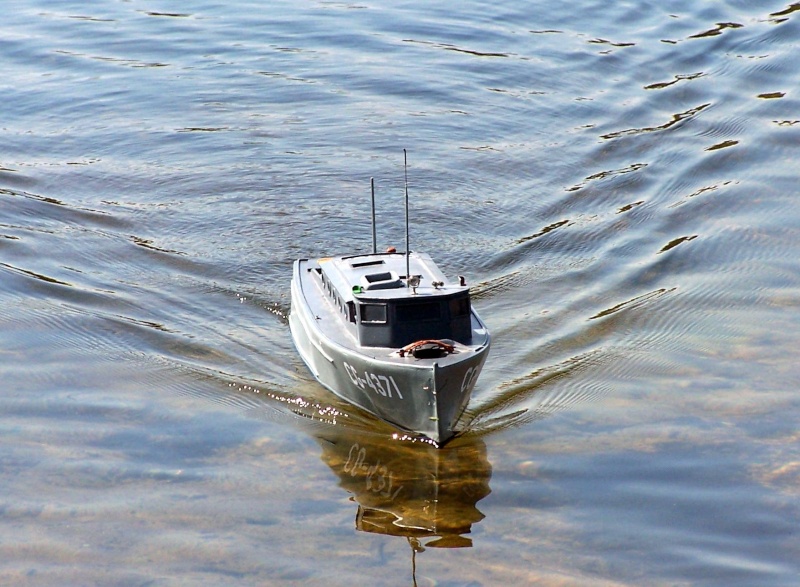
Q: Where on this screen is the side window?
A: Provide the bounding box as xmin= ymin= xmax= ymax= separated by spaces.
xmin=449 ymin=296 xmax=471 ymax=317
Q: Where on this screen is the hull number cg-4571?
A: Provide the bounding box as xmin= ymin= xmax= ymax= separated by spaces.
xmin=343 ymin=362 xmax=403 ymax=400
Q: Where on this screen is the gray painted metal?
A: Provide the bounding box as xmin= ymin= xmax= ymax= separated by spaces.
xmin=289 ymin=252 xmax=490 ymax=445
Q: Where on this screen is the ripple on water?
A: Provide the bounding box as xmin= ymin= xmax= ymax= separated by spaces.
xmin=2 ymin=0 xmax=800 ymax=584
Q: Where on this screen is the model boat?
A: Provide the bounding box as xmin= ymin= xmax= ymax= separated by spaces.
xmin=289 ymin=153 xmax=490 ymax=445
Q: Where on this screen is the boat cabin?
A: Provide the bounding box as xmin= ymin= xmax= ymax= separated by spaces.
xmin=310 ymin=252 xmax=473 ymax=348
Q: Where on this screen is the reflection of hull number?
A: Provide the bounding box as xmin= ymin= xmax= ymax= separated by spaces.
xmin=344 ymin=362 xmax=403 ymax=400
xmin=344 ymin=443 xmax=404 ymax=501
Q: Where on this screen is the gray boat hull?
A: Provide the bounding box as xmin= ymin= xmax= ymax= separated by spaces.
xmin=290 ymin=260 xmax=489 ymax=444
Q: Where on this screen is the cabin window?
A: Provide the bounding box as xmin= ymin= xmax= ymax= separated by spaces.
xmin=360 ymin=303 xmax=387 ymax=324
xmin=449 ymin=296 xmax=471 ymax=317
xmin=347 ymin=301 xmax=357 ymax=323
xmin=396 ymin=302 xmax=441 ymax=323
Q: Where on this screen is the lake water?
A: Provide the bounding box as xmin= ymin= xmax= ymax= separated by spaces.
xmin=2 ymin=1 xmax=799 ymax=585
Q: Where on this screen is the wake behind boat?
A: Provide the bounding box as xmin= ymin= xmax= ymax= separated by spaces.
xmin=289 ymin=153 xmax=490 ymax=445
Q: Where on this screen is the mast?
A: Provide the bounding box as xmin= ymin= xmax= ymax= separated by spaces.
xmin=404 ymin=149 xmax=410 ymax=283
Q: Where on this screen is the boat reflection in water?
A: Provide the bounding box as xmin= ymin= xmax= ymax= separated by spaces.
xmin=316 ymin=426 xmax=492 ymax=580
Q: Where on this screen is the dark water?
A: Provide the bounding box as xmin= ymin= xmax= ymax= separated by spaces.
xmin=2 ymin=1 xmax=799 ymax=585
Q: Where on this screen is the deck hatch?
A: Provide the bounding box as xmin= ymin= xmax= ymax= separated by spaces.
xmin=360 ymin=270 xmax=404 ymax=290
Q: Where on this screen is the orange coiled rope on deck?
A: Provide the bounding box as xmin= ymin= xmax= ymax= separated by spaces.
xmin=398 ymin=339 xmax=455 ymax=358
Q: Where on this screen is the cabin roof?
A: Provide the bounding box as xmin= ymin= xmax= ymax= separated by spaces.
xmin=318 ymin=251 xmax=468 ymax=302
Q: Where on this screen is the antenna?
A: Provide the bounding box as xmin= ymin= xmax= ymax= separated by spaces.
xmin=404 ymin=149 xmax=410 ymax=285
xmin=370 ymin=177 xmax=377 ymax=254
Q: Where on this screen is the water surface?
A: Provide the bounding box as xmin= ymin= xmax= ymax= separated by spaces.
xmin=2 ymin=1 xmax=799 ymax=585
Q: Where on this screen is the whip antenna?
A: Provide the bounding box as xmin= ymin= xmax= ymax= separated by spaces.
xmin=404 ymin=149 xmax=410 ymax=285
xmin=370 ymin=177 xmax=377 ymax=254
